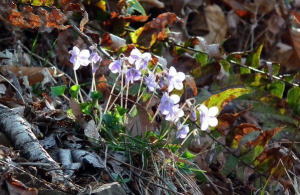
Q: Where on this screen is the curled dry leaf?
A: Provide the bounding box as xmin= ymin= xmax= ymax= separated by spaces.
xmin=101 ymin=33 xmax=127 ymax=51
xmin=204 ymin=4 xmax=227 ymax=44
xmin=6 ymin=5 xmax=69 ymax=30
xmin=126 ymin=105 xmax=156 ymax=137
xmin=5 ymin=176 xmax=38 ymax=195
xmin=130 ymin=12 xmax=181 ymax=48
xmin=84 ymin=120 xmax=100 ymax=140
xmin=140 ymin=0 xmax=165 ymax=8
xmin=0 ymin=65 xmax=60 ymax=86
xmin=79 ymin=11 xmax=89 ymax=32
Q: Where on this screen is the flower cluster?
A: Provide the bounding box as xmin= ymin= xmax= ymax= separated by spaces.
xmin=69 ymin=46 xmax=101 ymax=70
xmin=105 ymin=47 xmax=219 ymax=139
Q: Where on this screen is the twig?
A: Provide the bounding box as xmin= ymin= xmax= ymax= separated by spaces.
xmin=168 ymin=39 xmax=299 ymax=88
xmin=101 ymin=152 xmax=182 ymax=194
xmin=18 ymin=41 xmax=90 ymax=99
xmin=68 ymin=20 xmax=113 ymax=60
xmin=193 ymin=121 xmax=268 ymax=178
xmin=0 ymin=73 xmax=25 ymax=104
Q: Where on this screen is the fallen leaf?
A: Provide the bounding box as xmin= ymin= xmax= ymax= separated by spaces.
xmin=101 ymin=33 xmax=127 ymax=51
xmin=79 ymin=11 xmax=89 ymax=32
xmin=84 ymin=120 xmax=100 ymax=140
xmin=204 ymin=4 xmax=227 ymax=44
xmin=130 ymin=12 xmax=181 ymax=48
xmin=140 ymin=0 xmax=165 ymax=8
xmin=247 ymin=127 xmax=284 ymax=147
xmin=126 ymin=105 xmax=156 ymax=136
xmin=5 ymin=175 xmax=38 ymax=195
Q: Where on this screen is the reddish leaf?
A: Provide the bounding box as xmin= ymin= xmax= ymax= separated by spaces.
xmin=6 ymin=6 xmax=69 ymax=30
xmin=255 ymin=147 xmax=294 ymax=178
xmin=247 ymin=127 xmax=284 ymax=147
xmin=231 ymin=123 xmax=261 ymax=148
xmin=5 ymin=175 xmax=38 ymax=195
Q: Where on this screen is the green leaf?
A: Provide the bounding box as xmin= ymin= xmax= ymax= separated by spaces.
xmin=222 ymin=155 xmax=238 ymax=176
xmin=51 ymin=85 xmax=66 ymax=97
xmin=268 ymin=81 xmax=285 ymax=98
xmin=203 ymin=88 xmax=251 ymax=110
xmin=220 ymin=59 xmax=231 ymax=73
xmin=91 ymin=91 xmax=103 ymax=100
xmin=126 ymin=0 xmax=146 ymax=16
xmin=181 ymin=151 xmax=196 ymax=160
xmin=241 ymin=45 xmax=263 ymax=74
xmin=241 ymin=145 xmax=264 ymax=164
xmin=69 ymin=85 xmax=80 ymax=99
xmin=195 ymin=52 xmax=209 ymax=67
xmin=287 ymin=86 xmax=300 ymax=114
xmin=80 ymin=102 xmax=93 ymax=115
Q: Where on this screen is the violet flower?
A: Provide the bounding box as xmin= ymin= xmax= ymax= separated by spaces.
xmin=167 ymin=66 xmax=186 ymax=92
xmin=165 ymin=104 xmax=184 ymax=122
xmin=176 ymin=125 xmax=190 ymax=139
xmin=69 ymin=46 xmax=91 ymax=70
xmin=128 ymin=48 xmax=151 ymax=70
xmin=89 ymin=51 xmax=101 ymax=64
xmin=197 ymin=104 xmax=219 ymax=131
xmin=158 ymin=93 xmax=180 ymax=115
xmin=109 ymin=59 xmax=122 ymax=74
xmin=144 ymin=73 xmax=159 ymax=92
xmin=126 ymin=68 xmax=142 ymax=84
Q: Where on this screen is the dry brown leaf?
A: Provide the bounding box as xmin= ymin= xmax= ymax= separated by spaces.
xmin=6 ymin=6 xmax=70 ymax=30
xmin=79 ymin=11 xmax=89 ymax=32
xmin=126 ymin=105 xmax=156 ymax=137
xmin=0 ymin=65 xmax=59 ymax=86
xmin=6 ymin=177 xmax=38 ymax=195
xmin=84 ymin=120 xmax=100 ymax=140
xmin=247 ymin=127 xmax=284 ymax=147
xmin=101 ymin=33 xmax=127 ymax=51
xmin=204 ymin=4 xmax=227 ymax=44
xmin=140 ymin=0 xmax=165 ymax=8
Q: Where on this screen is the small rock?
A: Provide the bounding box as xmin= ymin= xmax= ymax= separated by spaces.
xmin=91 ymin=182 xmax=126 ymax=195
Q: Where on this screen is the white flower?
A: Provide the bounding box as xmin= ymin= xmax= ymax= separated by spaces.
xmin=167 ymin=66 xmax=186 ymax=92
xmin=165 ymin=104 xmax=184 ymax=122
xmin=128 ymin=48 xmax=152 ymax=70
xmin=158 ymin=93 xmax=180 ymax=115
xmin=197 ymin=104 xmax=219 ymax=131
xmin=69 ymin=46 xmax=91 ymax=70
xmin=144 ymin=73 xmax=159 ymax=92
xmin=176 ymin=124 xmax=190 ymax=139
xmin=108 ymin=59 xmax=122 ymax=74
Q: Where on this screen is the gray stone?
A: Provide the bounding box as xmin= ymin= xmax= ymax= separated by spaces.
xmin=92 ymin=182 xmax=126 ymax=195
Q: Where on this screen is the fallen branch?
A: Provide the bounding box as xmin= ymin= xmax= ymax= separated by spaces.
xmin=0 ymin=106 xmax=64 ymax=183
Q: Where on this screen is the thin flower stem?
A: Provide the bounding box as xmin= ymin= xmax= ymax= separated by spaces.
xmin=120 ymin=64 xmax=124 ymax=108
xmin=146 ymin=92 xmax=155 ymax=110
xmin=180 ymin=129 xmax=197 ymax=146
xmin=104 ymin=74 xmax=120 ymax=113
xmin=129 ymin=89 xmax=145 ymax=114
xmin=125 ymin=82 xmax=130 ymax=109
xmin=151 ymin=108 xmax=160 ymax=123
xmin=107 ymin=91 xmax=121 ymax=111
xmin=73 ymin=69 xmax=84 ymax=103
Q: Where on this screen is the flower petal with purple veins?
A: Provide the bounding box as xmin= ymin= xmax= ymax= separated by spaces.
xmin=109 ymin=60 xmax=122 ymax=74
xmin=126 ymin=68 xmax=141 ymax=84
xmin=90 ymin=52 xmax=102 ymax=64
xmin=167 ymin=66 xmax=186 ymax=92
xmin=165 ymin=104 xmax=184 ymax=122
xmin=176 ymin=125 xmax=190 ymax=139
xmin=144 ymin=73 xmax=159 ymax=92
xmin=69 ymin=46 xmax=91 ymax=70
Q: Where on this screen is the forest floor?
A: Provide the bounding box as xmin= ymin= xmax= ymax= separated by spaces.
xmin=0 ymin=0 xmax=300 ymax=194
